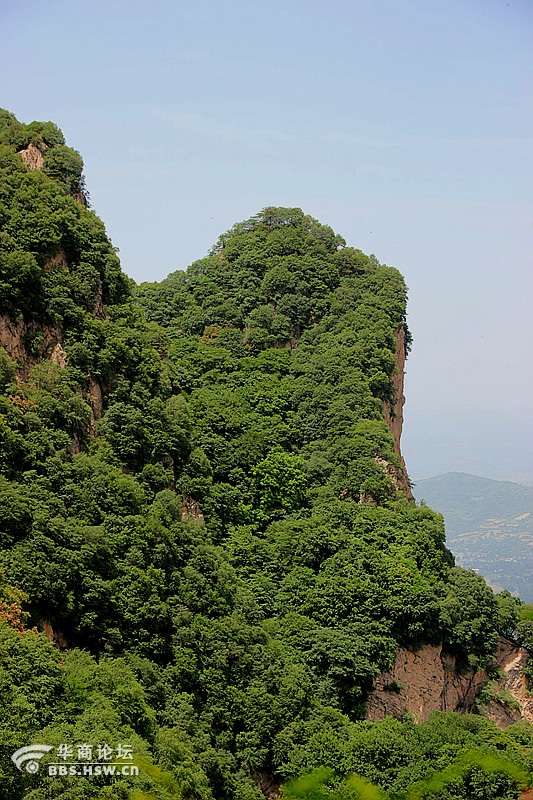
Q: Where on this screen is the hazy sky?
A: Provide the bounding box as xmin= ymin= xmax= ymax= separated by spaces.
xmin=2 ymin=0 xmax=532 ymax=482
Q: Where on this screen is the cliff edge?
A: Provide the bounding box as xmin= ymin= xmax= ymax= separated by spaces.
xmin=382 ymin=326 xmax=412 ymax=499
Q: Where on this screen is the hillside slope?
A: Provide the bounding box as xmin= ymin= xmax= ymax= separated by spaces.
xmin=415 ymin=473 xmax=533 ymax=601
xmin=0 ymin=110 xmax=532 ymax=800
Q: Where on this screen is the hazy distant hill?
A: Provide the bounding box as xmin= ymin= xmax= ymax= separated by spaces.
xmin=414 ymin=472 xmax=533 ymax=602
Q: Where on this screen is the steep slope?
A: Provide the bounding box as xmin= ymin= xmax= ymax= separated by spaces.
xmin=0 ymin=111 xmax=532 ymax=800
xmin=367 ymin=634 xmax=533 ymax=727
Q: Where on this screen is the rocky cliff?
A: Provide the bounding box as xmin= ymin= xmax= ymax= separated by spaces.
xmin=0 ymin=312 xmax=65 ymax=373
xmin=366 ymin=635 xmax=533 ymax=728
xmin=382 ymin=326 xmax=412 ymax=499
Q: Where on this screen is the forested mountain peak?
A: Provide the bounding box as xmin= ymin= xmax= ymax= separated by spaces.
xmin=0 ymin=111 xmax=532 ymax=800
xmin=136 ymin=203 xmax=413 ymax=497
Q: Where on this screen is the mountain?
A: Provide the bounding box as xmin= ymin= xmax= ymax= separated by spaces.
xmin=414 ymin=473 xmax=533 ymax=602
xmin=0 ymin=110 xmax=532 ymax=800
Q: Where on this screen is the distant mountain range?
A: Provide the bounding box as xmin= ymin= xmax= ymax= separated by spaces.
xmin=414 ymin=472 xmax=533 ymax=603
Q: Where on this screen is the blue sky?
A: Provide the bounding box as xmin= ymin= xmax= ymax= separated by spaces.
xmin=2 ymin=0 xmax=532 ymax=482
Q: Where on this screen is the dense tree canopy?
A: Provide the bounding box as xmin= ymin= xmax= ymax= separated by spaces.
xmin=0 ymin=111 xmax=531 ymax=800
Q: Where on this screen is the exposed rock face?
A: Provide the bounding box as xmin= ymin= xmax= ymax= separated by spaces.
xmin=366 ymin=636 xmax=533 ymax=728
xmin=87 ymin=378 xmax=104 ymax=420
xmin=0 ymin=248 xmax=105 ymax=367
xmin=0 ymin=313 xmax=63 ymax=372
xmin=0 ymin=314 xmax=106 ymax=449
xmin=382 ymin=327 xmax=412 ymax=499
xmin=181 ymin=493 xmax=205 ymax=522
xmin=50 ymin=341 xmax=68 ymax=368
xmin=44 ymin=249 xmax=69 ymax=272
xmin=19 ymin=141 xmax=46 ymax=170
xmin=482 ymin=638 xmax=533 ymax=728
xmin=0 ymin=251 xmax=70 ymax=369
xmin=375 ymin=455 xmax=401 ymax=492
xmin=366 ymin=643 xmax=483 ymax=722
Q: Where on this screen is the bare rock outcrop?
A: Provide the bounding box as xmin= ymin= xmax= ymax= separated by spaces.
xmin=0 ymin=313 xmax=63 ymax=373
xmin=366 ymin=643 xmax=485 ymax=722
xmin=366 ymin=635 xmax=532 ymax=728
xmin=181 ymin=493 xmax=204 ymax=522
xmin=44 ymin=249 xmax=69 ymax=272
xmin=19 ymin=141 xmax=46 ymax=170
xmin=87 ymin=378 xmax=104 ymax=420
xmin=482 ymin=638 xmax=533 ymax=728
xmin=50 ymin=341 xmax=68 ymax=368
xmin=0 ymin=245 xmax=105 ymax=371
